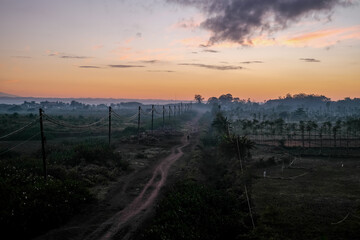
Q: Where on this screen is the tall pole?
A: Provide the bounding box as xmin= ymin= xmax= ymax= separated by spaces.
xmin=138 ymin=106 xmax=141 ymax=139
xmin=236 ymin=135 xmax=255 ymax=230
xmin=151 ymin=105 xmax=154 ymax=132
xmin=163 ymin=105 xmax=165 ymax=128
xmin=168 ymin=106 xmax=171 ymax=121
xmin=108 ymin=106 xmax=112 ymax=146
xmin=39 ymin=108 xmax=47 ymax=180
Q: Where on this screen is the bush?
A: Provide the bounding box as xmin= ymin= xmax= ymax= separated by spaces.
xmin=47 ymin=141 xmax=129 ymax=169
xmin=0 ymin=159 xmax=92 ymax=239
xmin=141 ymin=180 xmax=252 ymax=240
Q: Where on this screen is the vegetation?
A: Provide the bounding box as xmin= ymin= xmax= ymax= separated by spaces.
xmin=1 ymin=95 xmax=359 ymax=239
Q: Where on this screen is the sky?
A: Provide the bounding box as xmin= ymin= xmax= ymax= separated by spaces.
xmin=0 ymin=0 xmax=359 ymax=101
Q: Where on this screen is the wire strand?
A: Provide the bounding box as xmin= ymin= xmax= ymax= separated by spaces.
xmin=44 ymin=114 xmax=107 ymax=128
xmin=0 ymin=133 xmax=40 ymax=156
xmin=0 ymin=118 xmax=39 ymax=140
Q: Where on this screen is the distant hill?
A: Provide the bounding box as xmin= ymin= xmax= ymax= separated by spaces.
xmin=0 ymin=92 xmax=19 ymax=97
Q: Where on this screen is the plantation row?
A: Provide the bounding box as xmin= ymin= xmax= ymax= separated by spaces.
xmin=232 ymin=118 xmax=360 ymax=148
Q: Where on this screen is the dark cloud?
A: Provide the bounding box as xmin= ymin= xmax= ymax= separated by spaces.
xmin=48 ymin=53 xmax=91 ymax=59
xmin=240 ymin=61 xmax=263 ymax=64
xmin=60 ymin=55 xmax=91 ymax=59
xmin=179 ymin=63 xmax=244 ymax=70
xmin=136 ymin=32 xmax=142 ymax=38
xmin=167 ymin=0 xmax=353 ymax=45
xmin=203 ymin=49 xmax=219 ymax=53
xmin=300 ymin=58 xmax=321 ymax=62
xmin=79 ymin=66 xmax=101 ymax=68
xmin=147 ymin=70 xmax=175 ymax=73
xmin=141 ymin=60 xmax=160 ymax=64
xmin=191 ymin=52 xmax=198 ymax=54
xmin=109 ymin=64 xmax=145 ymax=68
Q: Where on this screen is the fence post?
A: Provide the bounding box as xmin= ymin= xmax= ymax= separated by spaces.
xmin=151 ymin=105 xmax=154 ymax=132
xmin=39 ymin=108 xmax=47 ymax=180
xmin=163 ymin=105 xmax=165 ymax=128
xmin=138 ymin=106 xmax=141 ymax=140
xmin=236 ymin=135 xmax=255 ymax=230
xmin=108 ymin=106 xmax=112 ymax=146
xmin=168 ymin=106 xmax=171 ymax=121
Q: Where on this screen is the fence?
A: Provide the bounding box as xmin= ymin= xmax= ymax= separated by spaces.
xmin=0 ymin=103 xmax=193 ymax=179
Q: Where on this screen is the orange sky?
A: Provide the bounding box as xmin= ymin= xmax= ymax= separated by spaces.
xmin=0 ymin=1 xmax=359 ymax=102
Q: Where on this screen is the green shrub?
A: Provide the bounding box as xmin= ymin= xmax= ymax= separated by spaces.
xmin=0 ymin=159 xmax=92 ymax=239
xmin=142 ymin=180 xmax=252 ymax=240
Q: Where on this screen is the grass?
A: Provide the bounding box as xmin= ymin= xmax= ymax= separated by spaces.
xmin=141 ymin=180 xmax=252 ymax=240
xmin=0 ymin=157 xmax=92 ymax=239
xmin=251 ymin=149 xmax=360 ymax=240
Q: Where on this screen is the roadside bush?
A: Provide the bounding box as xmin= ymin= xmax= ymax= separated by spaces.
xmin=46 ymin=141 xmax=129 ymax=170
xmin=141 ymin=180 xmax=252 ymax=240
xmin=0 ymin=158 xmax=92 ymax=239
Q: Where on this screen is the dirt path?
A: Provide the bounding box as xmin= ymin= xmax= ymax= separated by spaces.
xmin=36 ymin=113 xmax=201 ymax=240
xmin=86 ymin=136 xmax=190 ymax=240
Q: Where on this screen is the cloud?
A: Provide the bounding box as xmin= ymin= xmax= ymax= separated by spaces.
xmin=283 ymin=25 xmax=360 ymax=47
xmin=141 ymin=60 xmax=160 ymax=64
xmin=173 ymin=17 xmax=202 ymax=30
xmin=300 ymin=58 xmax=321 ymax=62
xmin=179 ymin=63 xmax=244 ymax=70
xmin=47 ymin=51 xmax=91 ymax=59
xmin=136 ymin=32 xmax=142 ymax=38
xmin=167 ymin=0 xmax=354 ymax=45
xmin=60 ymin=55 xmax=91 ymax=59
xmin=108 ymin=64 xmax=145 ymax=68
xmin=79 ymin=66 xmax=101 ymax=68
xmin=202 ymin=49 xmax=219 ymax=53
xmin=240 ymin=61 xmax=263 ymax=64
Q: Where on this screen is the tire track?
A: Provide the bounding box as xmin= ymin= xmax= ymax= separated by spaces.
xmin=85 ymin=135 xmax=190 ymax=240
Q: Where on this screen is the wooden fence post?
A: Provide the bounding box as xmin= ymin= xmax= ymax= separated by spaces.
xmin=108 ymin=106 xmax=112 ymax=146
xmin=39 ymin=108 xmax=47 ymax=180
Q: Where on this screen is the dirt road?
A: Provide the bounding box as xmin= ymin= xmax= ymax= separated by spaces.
xmin=86 ymin=135 xmax=190 ymax=240
xmin=36 ymin=114 xmax=200 ymax=240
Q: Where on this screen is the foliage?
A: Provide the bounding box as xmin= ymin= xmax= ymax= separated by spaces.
xmin=211 ymin=112 xmax=230 ymax=136
xmin=0 ymin=158 xmax=92 ymax=239
xmin=194 ymin=94 xmax=204 ymax=104
xmin=46 ymin=140 xmax=129 ymax=169
xmin=141 ymin=180 xmax=252 ymax=240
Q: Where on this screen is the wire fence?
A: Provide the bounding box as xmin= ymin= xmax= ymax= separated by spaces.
xmin=0 ymin=103 xmax=193 ymax=157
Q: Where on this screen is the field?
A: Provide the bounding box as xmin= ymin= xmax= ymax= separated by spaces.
xmin=0 ymin=101 xmax=359 ymax=239
xmin=0 ymin=105 xmax=194 ymax=239
xmin=251 ymin=145 xmax=360 ymax=239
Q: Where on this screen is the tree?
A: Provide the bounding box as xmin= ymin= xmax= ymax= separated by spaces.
xmin=299 ymin=121 xmax=305 ymax=148
xmin=306 ymin=121 xmax=317 ymax=148
xmin=219 ymin=93 xmax=233 ymax=104
xmin=207 ymin=97 xmax=219 ymax=105
xmin=212 ymin=112 xmax=231 ymax=137
xmin=194 ymin=94 xmax=204 ymax=104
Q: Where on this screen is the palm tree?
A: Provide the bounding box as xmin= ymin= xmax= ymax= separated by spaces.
xmin=323 ymin=121 xmax=332 ymax=147
xmin=333 ymin=122 xmax=341 ymax=148
xmin=212 ymin=112 xmax=231 ymax=137
xmin=306 ymin=121 xmax=318 ymax=148
xmin=299 ymin=121 xmax=305 ymax=148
